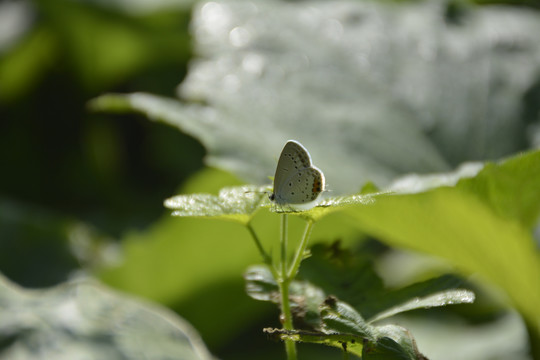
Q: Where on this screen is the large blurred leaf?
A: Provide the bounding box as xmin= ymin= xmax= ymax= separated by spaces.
xmin=0 ymin=273 xmax=214 ymax=360
xmin=455 ymin=151 xmax=540 ymax=228
xmin=389 ymin=150 xmax=540 ymax=228
xmin=93 ymin=0 xmax=540 ymax=193
xmin=341 ymin=150 xmax=540 ymax=334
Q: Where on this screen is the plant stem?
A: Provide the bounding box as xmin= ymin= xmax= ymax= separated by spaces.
xmin=279 ymin=278 xmax=297 ymax=360
xmin=280 ymin=214 xmax=289 ymax=278
xmin=279 ymin=214 xmax=297 ymax=360
xmin=287 ymin=220 xmax=314 ymax=279
xmin=246 ymin=221 xmax=272 ymax=266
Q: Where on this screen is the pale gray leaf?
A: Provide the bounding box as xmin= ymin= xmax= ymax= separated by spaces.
xmin=0 ymin=274 xmax=215 ymax=360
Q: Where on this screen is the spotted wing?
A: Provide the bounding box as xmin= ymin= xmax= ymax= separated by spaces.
xmin=274 ymin=166 xmax=325 ymax=205
xmin=273 ymin=140 xmax=313 ymax=192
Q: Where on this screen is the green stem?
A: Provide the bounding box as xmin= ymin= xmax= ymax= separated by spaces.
xmin=279 ymin=214 xmax=297 ymax=360
xmin=246 ymin=221 xmax=280 ymax=284
xmin=280 ymin=214 xmax=289 ymax=278
xmin=279 ymin=278 xmax=297 ymax=359
xmin=246 ymin=222 xmax=272 ymax=266
xmin=287 ymin=220 xmax=314 ymax=279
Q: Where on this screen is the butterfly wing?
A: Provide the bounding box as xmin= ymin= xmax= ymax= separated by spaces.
xmin=272 ymin=141 xmax=325 ymax=205
xmin=275 ymin=166 xmax=325 ymax=204
xmin=273 ymin=140 xmax=313 ymax=192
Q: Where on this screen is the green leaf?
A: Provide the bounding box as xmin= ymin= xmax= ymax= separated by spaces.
xmin=302 ymin=193 xmax=382 ymax=222
xmin=388 ymin=162 xmax=483 ymax=194
xmin=0 ymin=274 xmax=214 ymax=360
xmin=342 ymin=183 xmax=540 ymax=333
xmin=264 ymin=297 xmax=429 ymax=359
xmin=164 ymin=184 xmax=269 ymax=224
xmin=298 ymin=243 xmax=467 ymax=321
xmin=364 ymin=325 xmax=425 ymax=360
xmin=162 ymin=175 xmax=381 ymax=223
xmin=368 ymin=289 xmax=475 ymax=324
xmin=320 ymin=297 xmax=376 ymax=341
xmin=456 ymin=151 xmax=540 ymax=228
xmin=244 ymin=265 xmax=278 ymax=302
xmin=298 ymin=242 xmax=385 ymax=319
xmin=368 ymin=275 xmax=465 ymax=320
xmin=93 ymin=2 xmax=540 ymax=194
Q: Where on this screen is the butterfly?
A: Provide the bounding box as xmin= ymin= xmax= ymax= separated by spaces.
xmin=269 ymin=140 xmax=325 ymax=210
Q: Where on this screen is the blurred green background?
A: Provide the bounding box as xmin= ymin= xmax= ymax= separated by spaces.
xmin=1 ymin=0 xmax=540 ymax=359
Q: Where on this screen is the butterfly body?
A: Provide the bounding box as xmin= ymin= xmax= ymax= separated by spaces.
xmin=270 ymin=140 xmax=325 ymax=210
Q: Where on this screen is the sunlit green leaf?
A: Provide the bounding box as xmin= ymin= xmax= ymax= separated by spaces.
xmin=369 ymin=275 xmax=465 ymax=321
xmin=368 ymin=289 xmax=475 ymax=324
xmin=456 ymin=150 xmax=540 ymax=228
xmin=162 ymin=177 xmax=383 ymax=223
xmin=299 ymin=193 xmax=382 ymax=222
xmin=164 ymin=185 xmax=268 ymax=224
xmin=342 ymin=187 xmax=540 ymax=333
xmin=388 ymin=162 xmax=483 ymax=194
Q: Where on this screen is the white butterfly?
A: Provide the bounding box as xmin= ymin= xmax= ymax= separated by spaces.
xmin=269 ymin=140 xmax=325 ymax=210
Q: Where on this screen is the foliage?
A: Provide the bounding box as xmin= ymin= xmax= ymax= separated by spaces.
xmin=158 ymin=149 xmax=539 ymax=358
xmin=91 ymin=0 xmax=540 ymax=194
xmin=2 ymin=0 xmax=540 ymax=359
xmin=0 ymin=273 xmax=214 ymax=360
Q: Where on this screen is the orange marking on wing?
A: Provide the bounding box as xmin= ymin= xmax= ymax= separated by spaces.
xmin=312 ymin=177 xmax=322 ymax=193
